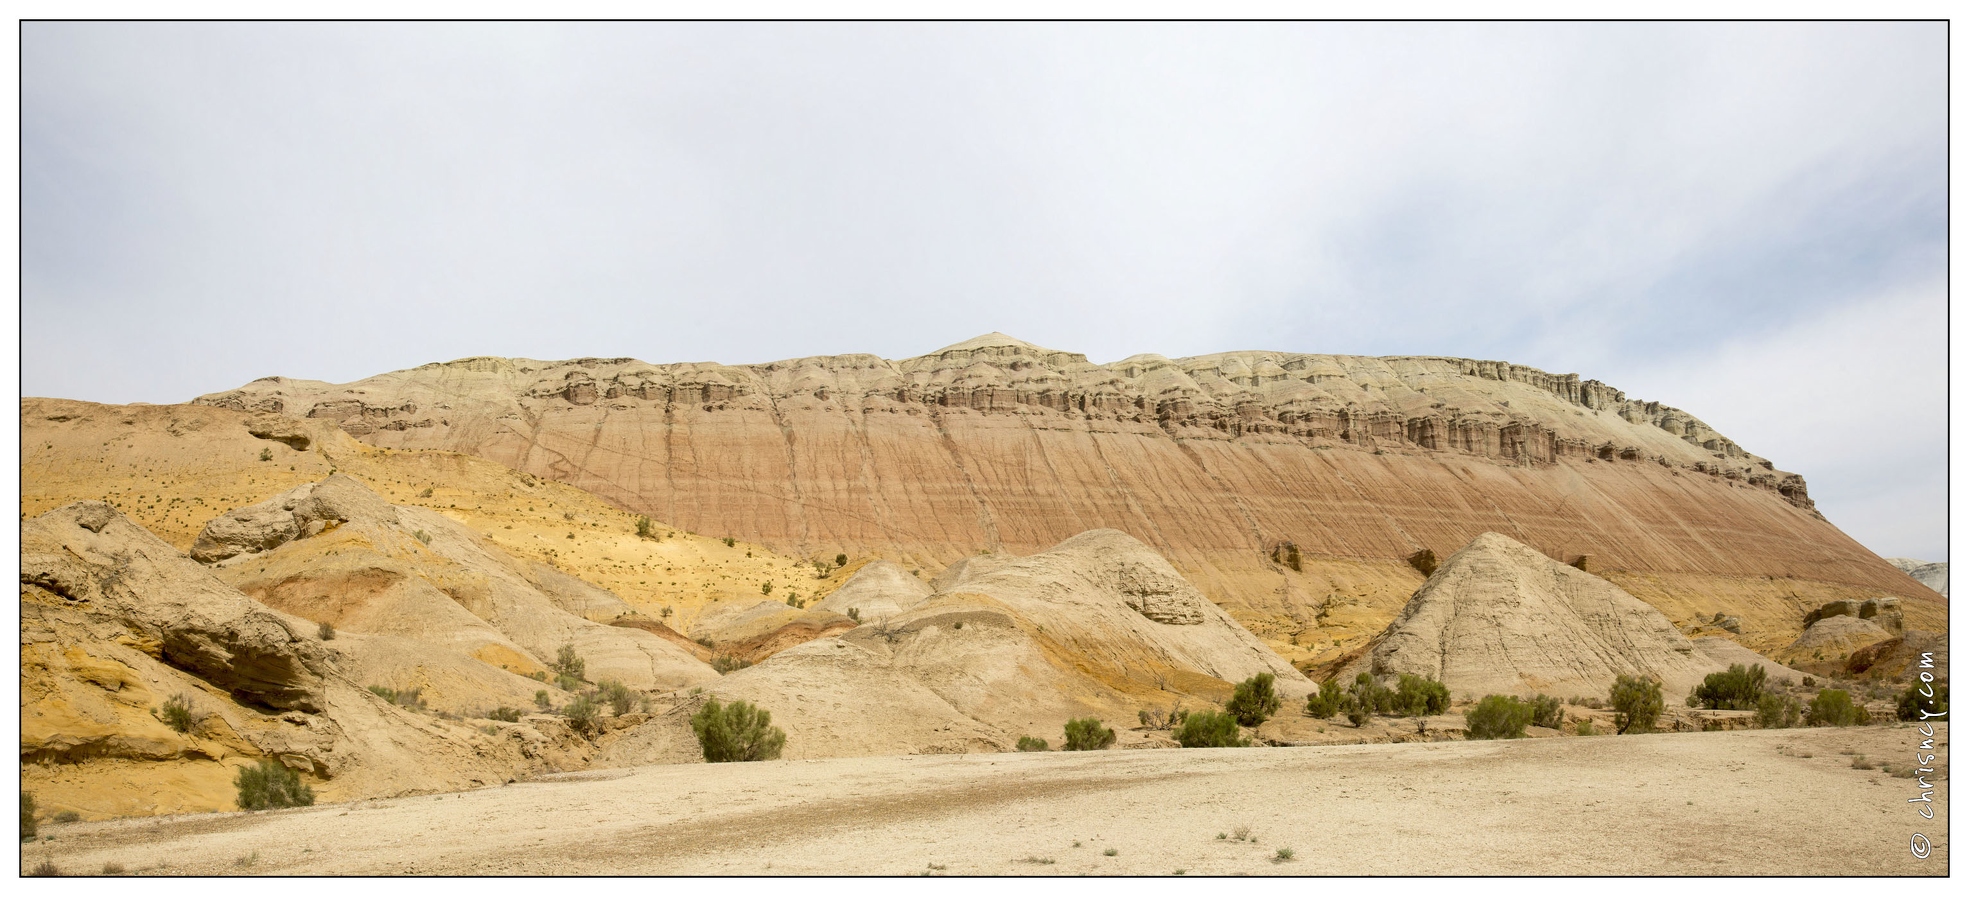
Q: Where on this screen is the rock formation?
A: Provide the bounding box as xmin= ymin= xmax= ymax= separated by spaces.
xmin=191 ymin=334 xmax=1941 ymax=665
xmin=21 ymin=502 xmax=592 ymax=818
xmin=604 ymin=529 xmax=1307 ymax=762
xmin=812 ymin=560 xmax=932 ymax=620
xmin=1349 ymin=532 xmax=1721 ymax=699
xmin=1887 ymin=557 xmax=1948 ymax=596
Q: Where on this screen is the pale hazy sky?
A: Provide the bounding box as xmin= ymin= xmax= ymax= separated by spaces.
xmin=21 ymin=22 xmax=1947 ymax=560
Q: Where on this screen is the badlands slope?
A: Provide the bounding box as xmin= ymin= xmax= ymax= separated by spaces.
xmin=194 ymin=334 xmax=1941 ymax=665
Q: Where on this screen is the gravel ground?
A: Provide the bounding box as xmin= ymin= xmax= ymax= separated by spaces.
xmin=20 ymin=723 xmax=1947 ymax=877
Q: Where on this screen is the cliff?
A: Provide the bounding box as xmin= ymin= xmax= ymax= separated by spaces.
xmin=193 ymin=333 xmax=1939 ymax=665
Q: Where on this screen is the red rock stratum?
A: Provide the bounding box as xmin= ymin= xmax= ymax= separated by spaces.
xmin=196 ymin=333 xmax=1936 ymax=663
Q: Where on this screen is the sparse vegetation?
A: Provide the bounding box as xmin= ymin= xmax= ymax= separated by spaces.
xmin=1225 ymin=672 xmax=1281 ymax=726
xmin=1850 ymin=754 xmax=1874 ymax=770
xmin=53 ymin=810 xmax=79 ymax=824
xmin=235 ymin=758 xmax=315 ymax=810
xmin=534 ymin=690 xmax=551 ymax=710
xmin=418 ymin=487 xmax=434 ymax=498
xmin=1527 ymin=693 xmax=1563 ymax=729
xmin=691 ymin=697 xmax=787 ymax=762
xmin=1693 ymin=664 xmax=1767 ymax=711
xmin=711 ymin=654 xmax=752 ymax=674
xmin=635 ymin=516 xmax=654 ymax=538
xmin=367 ymin=685 xmax=426 ymax=710
xmin=1063 ymin=717 xmax=1117 ymax=751
xmin=413 ymin=529 xmax=431 ymax=544
xmin=317 ymin=620 xmax=335 ymax=641
xmin=156 ymin=693 xmax=197 ymax=734
xmin=1305 ymin=678 xmax=1344 ymax=719
xmin=550 ymin=643 xmax=586 ymax=684
xmin=1464 ymin=695 xmax=1533 ymax=740
xmin=1274 ymin=847 xmax=1295 ymax=862
xmin=21 ymin=791 xmax=35 ymax=841
xmin=723 ymin=537 xmax=735 ymax=547
xmin=563 ymin=694 xmax=603 ymax=737
xmin=487 ymin=707 xmax=522 ymax=723
xmin=598 ymin=679 xmax=635 ymax=716
xmin=1755 ymin=692 xmax=1801 ymax=729
xmin=1806 ymin=689 xmax=1868 ymax=727
xmin=1574 ymin=718 xmax=1596 ymax=736
xmin=1104 ymin=847 xmax=1119 ymax=856
xmin=1016 ymin=736 xmax=1049 ymax=752
xmin=847 ymin=608 xmax=861 ymax=623
xmin=259 ymin=447 xmax=273 ymax=462
xmin=102 ymin=861 xmax=125 ymax=875
xmin=1610 ymin=675 xmax=1664 ymax=734
xmin=29 ymin=859 xmax=57 ymax=876
xmin=1393 ymin=673 xmax=1451 ymax=717
xmin=836 ymin=553 xmax=848 ymax=567
xmin=1896 ymin=681 xmax=1947 ymax=721
xmin=761 ymin=581 xmax=774 ymax=595
xmin=1174 ymin=709 xmax=1248 ymax=748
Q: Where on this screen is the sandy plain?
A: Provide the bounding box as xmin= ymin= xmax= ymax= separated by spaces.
xmin=20 ymin=723 xmax=1946 ymax=877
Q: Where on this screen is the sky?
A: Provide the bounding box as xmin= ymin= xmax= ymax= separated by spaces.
xmin=20 ymin=22 xmax=1948 ymax=560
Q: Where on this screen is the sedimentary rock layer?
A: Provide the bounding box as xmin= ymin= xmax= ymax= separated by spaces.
xmin=194 ymin=334 xmax=1933 ymax=627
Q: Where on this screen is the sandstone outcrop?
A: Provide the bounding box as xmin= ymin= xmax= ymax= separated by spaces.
xmin=1348 ymin=532 xmax=1720 ymax=699
xmin=605 ymin=529 xmax=1306 ymax=762
xmin=190 ymin=335 xmax=1942 ymax=667
xmin=193 ymin=475 xmax=720 ymax=702
xmin=1777 ymin=616 xmax=1895 ymax=667
xmin=21 ymin=502 xmax=591 ymax=819
xmin=1886 ymin=558 xmax=1947 ymax=597
xmin=812 ymin=560 xmax=932 ymax=620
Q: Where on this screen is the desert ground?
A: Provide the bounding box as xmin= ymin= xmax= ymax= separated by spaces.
xmin=21 ymin=723 xmax=1946 ymax=877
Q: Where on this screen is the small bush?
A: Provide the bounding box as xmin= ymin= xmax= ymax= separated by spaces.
xmin=847 ymin=608 xmax=861 ymax=623
xmin=1104 ymin=847 xmax=1118 ymax=857
xmin=598 ymin=680 xmax=635 ymax=716
xmin=487 ymin=707 xmax=522 ymax=723
xmin=1574 ymin=718 xmax=1595 ymax=736
xmin=1349 ymin=672 xmax=1395 ymax=714
xmin=157 ymin=694 xmax=197 ymax=734
xmin=635 ymin=516 xmax=654 ymax=538
xmin=1342 ymin=696 xmax=1371 ymax=728
xmin=29 ymin=859 xmax=57 ymax=876
xmin=1226 ymin=673 xmax=1282 ymax=726
xmin=1063 ymin=717 xmax=1117 ymax=751
xmin=1527 ymin=694 xmax=1563 ymax=729
xmin=21 ymin=791 xmax=35 ymax=841
xmin=1896 ymin=682 xmax=1948 ymax=721
xmin=691 ymin=698 xmax=787 ymax=762
xmin=102 ymin=861 xmax=125 ymax=875
xmin=1464 ymin=695 xmax=1533 ymax=740
xmin=1274 ymin=847 xmax=1294 ymax=862
xmin=711 ymin=654 xmax=752 ymax=674
xmin=1016 ymin=736 xmax=1049 ymax=752
xmin=836 ymin=553 xmax=848 ymax=567
xmin=418 ymin=487 xmax=434 ymax=498
xmin=1806 ymin=689 xmax=1868 ymax=727
xmin=564 ymin=695 xmax=603 ymax=737
xmin=1850 ymin=754 xmax=1874 ymax=770
xmin=1393 ymin=674 xmax=1451 ymax=717
xmin=259 ymin=447 xmax=273 ymax=462
xmin=1694 ymin=664 xmax=1767 ymax=710
xmin=1305 ymin=679 xmax=1344 ymax=719
xmin=413 ymin=529 xmax=431 ymax=544
xmin=317 ymin=620 xmax=336 ymax=641
xmin=761 ymin=581 xmax=774 ymax=595
xmin=1610 ymin=675 xmax=1664 ymax=734
xmin=723 ymin=537 xmax=735 ymax=547
xmin=1174 ymin=710 xmax=1248 ymax=748
xmin=1755 ymin=692 xmax=1801 ymax=729
xmin=53 ymin=810 xmax=79 ymax=824
xmin=551 ymin=644 xmax=586 ymax=683
xmin=235 ymin=758 xmax=315 ymax=810
xmin=533 ymin=690 xmax=551 ymax=709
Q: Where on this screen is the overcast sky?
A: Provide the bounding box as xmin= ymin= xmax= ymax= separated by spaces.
xmin=21 ymin=22 xmax=1947 ymax=560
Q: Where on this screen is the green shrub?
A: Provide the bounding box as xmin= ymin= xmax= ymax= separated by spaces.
xmin=21 ymin=792 xmax=34 ymax=841
xmin=1174 ymin=709 xmax=1249 ymax=747
xmin=1464 ymin=695 xmax=1533 ymax=740
xmin=690 ymin=698 xmax=787 ymax=762
xmin=156 ymin=694 xmax=196 ymax=734
xmin=1574 ymin=718 xmax=1595 ymax=736
xmin=487 ymin=707 xmax=522 ymax=723
xmin=635 ymin=516 xmax=654 ymax=538
xmin=554 ymin=673 xmax=583 ymax=692
xmin=1349 ymin=672 xmax=1395 ymax=714
xmin=1806 ymin=689 xmax=1868 ymax=727
xmin=1694 ymin=664 xmax=1767 ymax=710
xmin=1610 ymin=675 xmax=1664 ymax=734
xmin=836 ymin=553 xmax=848 ymax=567
xmin=1305 ymin=679 xmax=1345 ymax=719
xmin=597 ymin=680 xmax=635 ymax=716
xmin=413 ymin=529 xmax=431 ymax=544
xmin=1016 ymin=736 xmax=1049 ymax=752
xmin=1527 ymin=694 xmax=1563 ymax=729
xmin=761 ymin=581 xmax=774 ymax=595
xmin=534 ymin=690 xmax=551 ymax=709
xmin=564 ymin=695 xmax=604 ymax=737
xmin=550 ymin=644 xmax=586 ymax=683
xmin=711 ymin=655 xmax=752 ymax=674
xmin=317 ymin=620 xmax=336 ymax=641
xmin=1393 ymin=674 xmax=1451 ymax=717
xmin=847 ymin=608 xmax=861 ymax=623
xmin=1225 ymin=673 xmax=1281 ymax=726
xmin=1063 ymin=717 xmax=1117 ymax=751
xmin=1896 ymin=682 xmax=1948 ymax=721
xmin=1342 ymin=695 xmax=1371 ymax=728
xmin=1755 ymin=692 xmax=1801 ymax=729
xmin=235 ymin=758 xmax=315 ymax=810
xmin=723 ymin=537 xmax=735 ymax=547
xmin=259 ymin=448 xmax=273 ymax=462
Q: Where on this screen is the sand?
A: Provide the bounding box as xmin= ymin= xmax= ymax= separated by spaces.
xmin=22 ymin=723 xmax=1947 ymax=876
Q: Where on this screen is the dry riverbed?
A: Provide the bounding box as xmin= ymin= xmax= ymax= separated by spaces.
xmin=20 ymin=723 xmax=1947 ymax=876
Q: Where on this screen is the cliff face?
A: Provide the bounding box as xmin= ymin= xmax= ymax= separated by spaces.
xmin=195 ymin=334 xmax=1934 ymax=661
